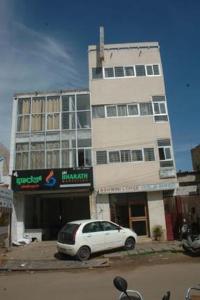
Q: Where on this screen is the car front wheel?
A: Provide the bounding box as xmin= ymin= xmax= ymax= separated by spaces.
xmin=76 ymin=246 xmax=91 ymax=261
xmin=124 ymin=237 xmax=135 ymax=250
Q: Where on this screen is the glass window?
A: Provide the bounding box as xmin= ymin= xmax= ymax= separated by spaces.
xmin=158 ymin=147 xmax=172 ymax=160
xmin=62 ymin=95 xmax=75 ymax=111
xmin=146 ymin=65 xmax=153 ymax=75
xmin=82 ymin=222 xmax=102 ymax=233
xmin=96 ymin=151 xmax=107 ymax=164
xmin=17 ymin=115 xmax=30 ymax=132
xmin=32 ymin=97 xmax=45 ymax=113
xmin=30 ymin=142 xmax=44 ymax=150
xmin=135 ymin=65 xmax=146 ymax=76
xmin=106 ymin=105 xmax=117 ymax=117
xmin=76 ymin=94 xmax=90 ymax=111
xmin=120 ymin=150 xmax=131 ymax=162
xmin=117 ymin=105 xmax=127 ymax=116
xmin=46 ymin=96 xmax=60 ymax=112
xmin=153 ymin=102 xmax=166 ymax=115
xmin=140 ymin=103 xmax=153 ymax=115
xmin=152 ymin=96 xmax=165 ymax=102
xmin=157 ymin=139 xmax=171 ymax=147
xmin=46 ymin=141 xmax=60 ymax=149
xmin=46 ymin=150 xmax=60 ymax=168
xmin=153 ymin=65 xmax=160 ymax=75
xmin=78 ymin=138 xmax=91 ymax=147
xmin=160 ymin=160 xmax=174 ymax=167
xmin=62 ymin=112 xmax=75 ymax=130
xmin=16 ymin=143 xmax=29 ymax=151
xmin=154 ymin=115 xmax=168 ymax=122
xmin=31 ymin=114 xmax=45 ymax=131
xmin=109 ymin=151 xmax=120 ymax=163
xmin=18 ymin=98 xmax=31 ymax=114
xmin=128 ymin=104 xmax=139 ymax=116
xmin=104 ymin=67 xmax=114 ymax=78
xmin=125 ymin=66 xmax=135 ymax=76
xmin=47 ymin=113 xmax=60 ymax=130
xmin=77 ymin=112 xmax=91 ymax=129
xmin=101 ymin=221 xmax=119 ymax=231
xmin=132 ymin=150 xmax=143 ymax=161
xmin=144 ymin=148 xmax=155 ymax=161
xmin=114 ymin=66 xmax=124 ymax=77
xmin=15 ymin=152 xmax=29 ymax=170
xmin=92 ymin=106 xmax=105 ymax=118
xmin=92 ymin=67 xmax=103 ymax=79
xmin=62 ymin=149 xmax=76 ymax=168
xmin=30 ymin=151 xmax=45 ymax=169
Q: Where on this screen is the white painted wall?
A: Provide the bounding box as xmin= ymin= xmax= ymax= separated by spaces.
xmin=147 ymin=191 xmax=166 ymax=240
xmin=96 ymin=194 xmax=110 ymax=220
xmin=11 ymin=194 xmax=25 ymax=242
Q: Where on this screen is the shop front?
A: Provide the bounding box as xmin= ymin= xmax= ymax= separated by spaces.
xmin=11 ymin=167 xmax=93 ymax=241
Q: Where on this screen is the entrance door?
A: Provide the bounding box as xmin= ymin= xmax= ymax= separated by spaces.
xmin=129 ymin=200 xmax=149 ymax=236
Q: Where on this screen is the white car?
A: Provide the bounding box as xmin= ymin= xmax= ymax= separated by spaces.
xmin=57 ymin=219 xmax=137 ymax=261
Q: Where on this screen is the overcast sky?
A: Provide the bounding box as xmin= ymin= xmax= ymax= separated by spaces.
xmin=0 ymin=0 xmax=199 ymax=171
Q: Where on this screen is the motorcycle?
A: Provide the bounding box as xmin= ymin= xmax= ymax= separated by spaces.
xmin=181 ymin=220 xmax=200 ymax=255
xmin=113 ymin=276 xmax=200 ymax=300
xmin=113 ymin=276 xmax=170 ymax=300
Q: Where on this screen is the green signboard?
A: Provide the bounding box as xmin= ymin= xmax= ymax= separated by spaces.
xmin=11 ymin=168 xmax=93 ymax=192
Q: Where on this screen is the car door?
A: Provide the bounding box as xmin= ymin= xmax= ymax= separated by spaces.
xmin=81 ymin=221 xmax=105 ymax=253
xmin=101 ymin=221 xmax=125 ymax=249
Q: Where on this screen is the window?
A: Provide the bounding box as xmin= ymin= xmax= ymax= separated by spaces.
xmin=128 ymin=104 xmax=139 ymax=116
xmin=31 ymin=114 xmax=45 ymax=131
xmin=82 ymin=222 xmax=102 ymax=233
xmin=114 ymin=66 xmax=124 ymax=77
xmin=78 ymin=149 xmax=91 ymax=167
xmin=62 ymin=95 xmax=75 ymax=111
xmin=18 ymin=98 xmax=31 ymax=114
xmin=62 ymin=149 xmax=76 ymax=168
xmin=144 ymin=148 xmax=155 ymax=161
xmin=15 ymin=152 xmax=29 ymax=170
xmin=46 ymin=96 xmax=60 ymax=112
xmin=153 ymin=102 xmax=166 ymax=115
xmin=92 ymin=67 xmax=103 ymax=79
xmin=62 ymin=112 xmax=75 ymax=129
xmin=30 ymin=151 xmax=45 ymax=169
xmin=92 ymin=106 xmax=105 ymax=118
xmin=47 ymin=113 xmax=60 ymax=130
xmin=96 ymin=151 xmax=107 ymax=164
xmin=117 ymin=105 xmax=127 ymax=116
xmin=146 ymin=64 xmax=160 ymax=76
xmin=109 ymin=151 xmax=120 ymax=163
xmin=125 ymin=66 xmax=135 ymax=76
xmin=17 ymin=115 xmax=30 ymax=132
xmin=32 ymin=97 xmax=45 ymax=113
xmin=120 ymin=150 xmax=131 ymax=162
xmin=140 ymin=103 xmax=153 ymax=115
xmin=76 ymin=94 xmax=90 ymax=111
xmin=77 ymin=112 xmax=91 ymax=128
xmin=135 ymin=65 xmax=146 ymax=76
xmin=157 ymin=139 xmax=174 ymax=167
xmin=106 ymin=105 xmax=117 ymax=117
xmin=101 ymin=221 xmax=119 ymax=231
xmin=104 ymin=67 xmax=114 ymax=78
xmin=132 ymin=150 xmax=143 ymax=161
xmin=46 ymin=149 xmax=60 ymax=168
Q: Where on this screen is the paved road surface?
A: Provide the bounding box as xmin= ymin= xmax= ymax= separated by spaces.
xmin=0 ymin=261 xmax=200 ymax=300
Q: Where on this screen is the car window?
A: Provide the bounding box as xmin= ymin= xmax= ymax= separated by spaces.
xmin=82 ymin=222 xmax=102 ymax=233
xmin=101 ymin=221 xmax=119 ymax=231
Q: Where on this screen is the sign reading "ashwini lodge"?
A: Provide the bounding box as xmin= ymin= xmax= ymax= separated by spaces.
xmin=11 ymin=168 xmax=93 ymax=192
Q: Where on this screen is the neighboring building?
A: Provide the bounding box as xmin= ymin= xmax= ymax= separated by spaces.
xmin=0 ymin=143 xmax=10 ymax=187
xmin=10 ymin=30 xmax=178 ymax=242
xmin=191 ymin=145 xmax=200 ymax=171
xmin=88 ymin=35 xmax=177 ymax=240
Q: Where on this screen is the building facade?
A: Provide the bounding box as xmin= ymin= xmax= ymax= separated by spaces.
xmin=89 ymin=41 xmax=177 ymax=239
xmin=191 ymin=145 xmax=200 ymax=171
xmin=10 ymin=34 xmax=178 ymax=242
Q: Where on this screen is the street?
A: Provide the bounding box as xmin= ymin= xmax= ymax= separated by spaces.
xmin=0 ymin=259 xmax=200 ymax=300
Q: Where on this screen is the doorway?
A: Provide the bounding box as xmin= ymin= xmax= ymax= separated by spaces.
xmin=129 ymin=200 xmax=149 ymax=236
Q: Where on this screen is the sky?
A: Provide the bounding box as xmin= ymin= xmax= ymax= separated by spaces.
xmin=0 ymin=0 xmax=199 ymax=171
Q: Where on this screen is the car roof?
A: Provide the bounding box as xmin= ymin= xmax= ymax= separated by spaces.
xmin=67 ymin=219 xmax=106 ymax=225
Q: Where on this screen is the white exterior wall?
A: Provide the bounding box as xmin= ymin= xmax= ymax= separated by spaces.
xmin=96 ymin=194 xmax=110 ymax=220
xmin=11 ymin=194 xmax=25 ymax=242
xmin=147 ymin=191 xmax=166 ymax=239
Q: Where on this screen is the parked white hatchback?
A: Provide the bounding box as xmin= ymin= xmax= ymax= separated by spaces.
xmin=57 ymin=219 xmax=137 ymax=261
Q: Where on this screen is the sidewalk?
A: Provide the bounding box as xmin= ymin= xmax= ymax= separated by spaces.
xmin=0 ymin=240 xmax=182 ymax=271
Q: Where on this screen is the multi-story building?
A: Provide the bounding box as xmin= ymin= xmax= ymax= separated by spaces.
xmin=191 ymin=145 xmax=200 ymax=171
xmin=10 ymin=31 xmax=178 ymax=242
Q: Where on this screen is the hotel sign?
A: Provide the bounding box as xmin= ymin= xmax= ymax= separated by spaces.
xmin=11 ymin=168 xmax=93 ymax=192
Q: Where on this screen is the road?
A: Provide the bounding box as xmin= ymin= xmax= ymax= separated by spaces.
xmin=0 ymin=259 xmax=200 ymax=300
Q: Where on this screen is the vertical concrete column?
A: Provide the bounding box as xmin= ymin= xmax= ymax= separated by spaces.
xmin=147 ymin=191 xmax=167 ymax=240
xmin=12 ymin=194 xmax=25 ymax=242
xmin=89 ymin=192 xmax=97 ymax=219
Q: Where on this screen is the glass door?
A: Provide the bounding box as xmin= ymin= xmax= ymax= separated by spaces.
xmin=129 ymin=200 xmax=149 ymax=236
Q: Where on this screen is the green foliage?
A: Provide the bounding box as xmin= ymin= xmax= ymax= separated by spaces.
xmin=152 ymin=225 xmax=163 ymax=241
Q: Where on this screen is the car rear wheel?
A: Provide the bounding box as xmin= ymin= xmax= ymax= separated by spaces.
xmin=76 ymin=246 xmax=91 ymax=261
xmin=124 ymin=237 xmax=135 ymax=250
